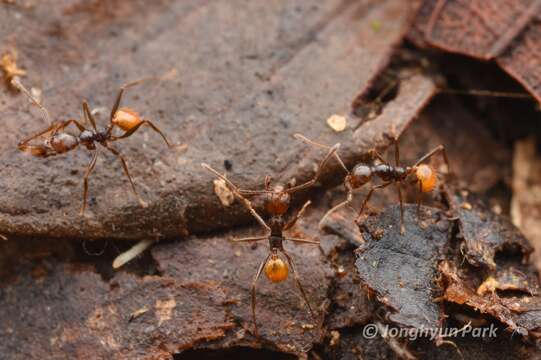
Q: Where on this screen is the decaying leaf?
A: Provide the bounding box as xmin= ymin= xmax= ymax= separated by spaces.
xmin=213 ymin=178 xmax=235 ymax=207
xmin=355 ymin=204 xmax=450 ymax=329
xmin=451 ymin=192 xmax=533 ymax=270
xmin=1 ymin=49 xmax=25 ymax=89
xmin=439 ymin=260 xmax=541 ymax=338
xmin=326 ymin=114 xmax=347 ymax=132
xmin=0 ymin=0 xmax=428 ymax=241
xmin=409 ymin=0 xmax=541 ymax=103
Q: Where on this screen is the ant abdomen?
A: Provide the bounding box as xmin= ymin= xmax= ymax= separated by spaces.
xmin=264 ymin=255 xmax=288 ymax=283
xmin=415 ymin=164 xmax=437 ymax=192
xmin=112 ymin=107 xmax=143 ymax=131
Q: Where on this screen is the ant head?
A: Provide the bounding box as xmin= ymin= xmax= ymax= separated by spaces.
xmin=415 ymin=164 xmax=437 ymax=192
xmin=264 ymin=254 xmax=288 ymax=282
xmin=48 ymin=133 xmax=79 ymax=154
xmin=264 ymin=186 xmax=291 ymax=215
xmin=347 ymin=164 xmax=372 ymax=188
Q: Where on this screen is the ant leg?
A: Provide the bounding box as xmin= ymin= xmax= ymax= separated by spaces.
xmin=416 ymin=181 xmax=423 ymax=221
xmin=319 ymin=190 xmax=354 ymax=229
xmin=202 ymin=163 xmax=271 ymax=196
xmin=83 ymin=101 xmax=98 ymax=131
xmin=102 ymin=143 xmax=148 ymax=208
xmin=413 ymin=145 xmax=451 ymax=174
xmin=201 ymin=163 xmax=271 ymax=233
xmin=264 ymin=175 xmax=272 ymax=190
xmin=286 ymin=143 xmax=340 ymax=193
xmin=251 ymin=253 xmax=272 ymax=337
xmin=230 ymin=235 xmax=268 ymax=242
xmin=57 ymin=119 xmax=86 ymax=133
xmin=80 ymin=149 xmax=99 ymax=216
xmin=109 ymin=79 xmax=150 ymax=122
xmin=18 ymin=119 xmax=86 ymax=154
xmin=285 ymin=237 xmax=319 ymax=244
xmin=281 ymin=250 xmax=315 ymax=320
xmin=294 ymin=133 xmax=349 ymax=174
xmin=368 ymin=149 xmax=389 ymax=165
xmin=284 ymin=200 xmax=311 ymax=230
xmin=110 ymin=119 xmax=185 ymax=149
xmin=11 ymin=78 xmax=52 ymax=124
xmin=355 ymin=182 xmax=392 ymax=224
xmin=394 ymin=137 xmax=400 ymax=166
xmin=396 ymin=183 xmax=405 ymax=235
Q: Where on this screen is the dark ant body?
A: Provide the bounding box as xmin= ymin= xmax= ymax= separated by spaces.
xmin=13 ymin=78 xmax=183 ymax=215
xmin=201 ymin=142 xmax=337 ymax=336
xmin=295 ymin=133 xmax=450 ymax=234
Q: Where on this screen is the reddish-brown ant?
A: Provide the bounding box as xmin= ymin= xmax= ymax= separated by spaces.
xmin=201 ymin=143 xmax=338 ymax=336
xmin=13 ymin=78 xmax=183 ymax=215
xmin=295 ymin=133 xmax=450 ymax=234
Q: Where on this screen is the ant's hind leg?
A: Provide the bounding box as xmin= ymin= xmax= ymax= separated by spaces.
xmin=80 ymin=149 xmax=99 ymax=216
xmin=111 ymin=119 xmax=185 ymax=149
xmin=251 ymin=254 xmax=271 ymax=337
xmin=413 ymin=145 xmax=451 ymax=174
xmin=281 ymin=250 xmax=315 ymax=320
xmin=416 ymin=181 xmax=423 ymax=222
xmin=396 ymin=183 xmax=405 ymax=235
xmin=109 ymin=79 xmax=150 ymax=122
xmin=355 ymin=182 xmax=392 ymax=225
xmin=103 ymin=143 xmax=148 ymax=208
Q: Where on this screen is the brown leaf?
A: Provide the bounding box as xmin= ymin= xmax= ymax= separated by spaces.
xmin=0 ymin=0 xmax=430 ymax=241
xmin=355 ymin=204 xmax=451 ymax=329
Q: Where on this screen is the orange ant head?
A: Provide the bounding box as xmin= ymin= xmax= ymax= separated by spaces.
xmin=112 ymin=107 xmax=142 ymax=132
xmin=264 ymin=255 xmax=288 ymax=282
xmin=264 ymin=185 xmax=291 ymax=215
xmin=415 ymin=164 xmax=437 ymax=192
xmin=348 ymin=164 xmax=372 ymax=188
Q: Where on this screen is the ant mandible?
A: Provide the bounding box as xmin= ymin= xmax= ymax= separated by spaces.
xmin=13 ymin=78 xmax=183 ymax=215
xmin=295 ymin=133 xmax=450 ymax=234
xmin=201 ymin=142 xmax=338 ymax=336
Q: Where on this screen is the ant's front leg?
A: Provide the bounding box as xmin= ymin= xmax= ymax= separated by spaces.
xmin=355 ymin=182 xmax=392 ymax=225
xmin=80 ymin=149 xmax=99 ymax=216
xmin=280 ymin=250 xmax=315 ymax=320
xmin=283 ymin=200 xmax=311 ymax=230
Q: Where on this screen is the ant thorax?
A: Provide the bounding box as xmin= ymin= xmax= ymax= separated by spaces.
xmin=268 ymin=216 xmax=285 ymax=237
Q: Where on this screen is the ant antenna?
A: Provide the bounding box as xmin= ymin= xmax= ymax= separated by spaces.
xmin=11 ymin=78 xmax=52 ymax=124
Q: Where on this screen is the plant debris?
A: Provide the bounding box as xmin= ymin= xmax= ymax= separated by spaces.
xmin=355 ymin=204 xmax=450 ymax=330
xmin=1 ymin=49 xmax=25 ymax=90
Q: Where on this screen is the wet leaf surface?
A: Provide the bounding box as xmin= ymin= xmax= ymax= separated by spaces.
xmin=451 ymin=192 xmax=533 ymax=270
xmin=0 ymin=0 xmax=429 ymax=241
xmin=355 ymin=204 xmax=451 ymax=329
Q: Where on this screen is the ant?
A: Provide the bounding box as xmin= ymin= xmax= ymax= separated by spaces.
xmin=13 ymin=78 xmax=183 ymax=215
xmin=201 ymin=142 xmax=338 ymax=336
xmin=295 ymin=133 xmax=450 ymax=234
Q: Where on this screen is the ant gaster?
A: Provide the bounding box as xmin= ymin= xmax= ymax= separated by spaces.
xmin=295 ymin=133 xmax=450 ymax=234
xmin=201 ymin=142 xmax=338 ymax=336
xmin=13 ymin=78 xmax=183 ymax=215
